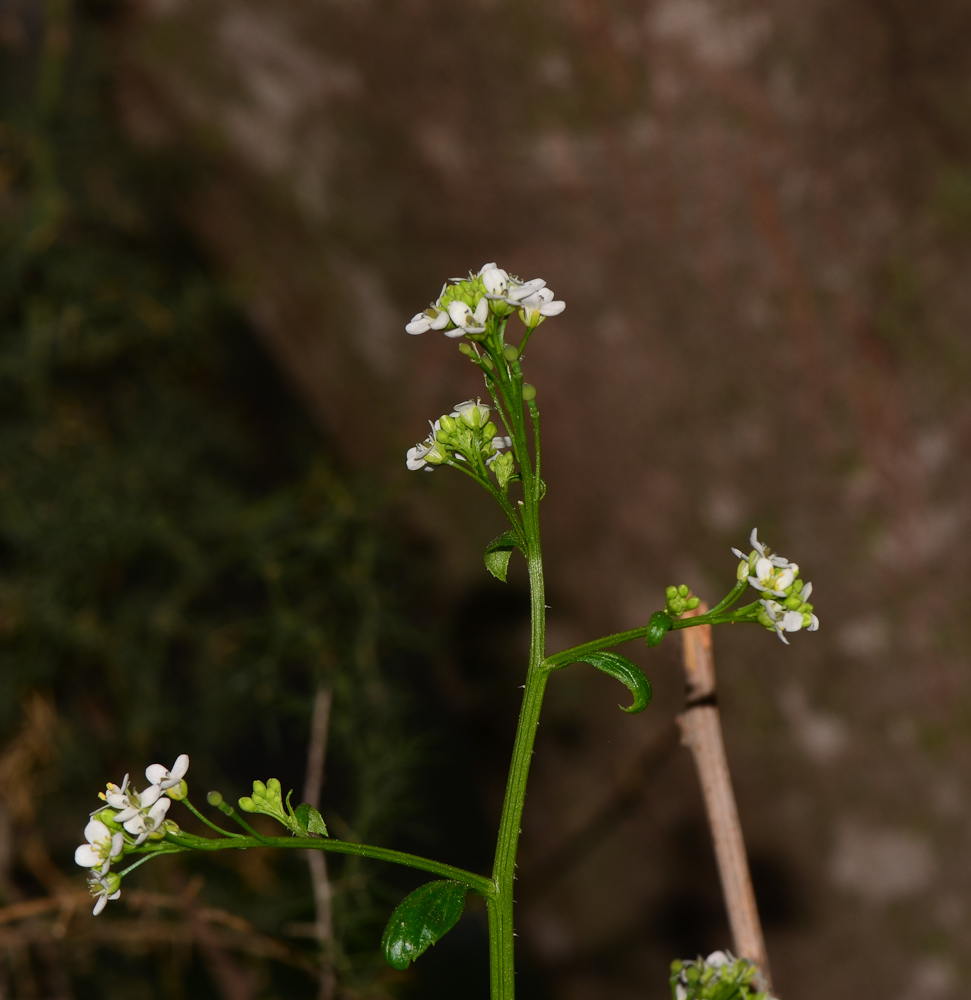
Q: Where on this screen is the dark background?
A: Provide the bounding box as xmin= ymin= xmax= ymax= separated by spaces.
xmin=2 ymin=0 xmax=971 ymax=998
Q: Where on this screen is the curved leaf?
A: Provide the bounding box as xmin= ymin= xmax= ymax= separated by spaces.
xmin=381 ymin=880 xmax=469 ymax=971
xmin=574 ymin=651 xmax=653 ymax=714
xmin=484 ymin=529 xmax=522 ymax=582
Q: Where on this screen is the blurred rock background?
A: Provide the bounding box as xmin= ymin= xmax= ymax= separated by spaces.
xmin=2 ymin=0 xmax=971 ymax=998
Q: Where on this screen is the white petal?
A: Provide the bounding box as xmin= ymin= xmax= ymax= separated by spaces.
xmin=448 ymin=301 xmax=471 ymax=326
xmin=109 ymin=832 xmax=125 ymax=857
xmin=473 ymin=298 xmax=489 ymax=324
xmin=84 ymin=819 xmax=111 ymax=845
xmin=748 ymin=576 xmax=769 ymax=592
xmin=506 ymin=278 xmax=546 ymax=302
xmin=92 ymin=894 xmax=109 ymax=915
xmin=782 ymin=611 xmax=804 ymax=632
xmin=429 ymin=310 xmax=450 ymax=330
xmin=754 ymin=557 xmax=774 ymax=583
xmin=405 ymin=313 xmax=431 ymax=335
xmin=443 ymin=326 xmax=467 ymax=338
xmin=149 ymin=798 xmax=172 ymax=824
xmin=112 ymin=806 xmax=139 ymax=823
xmin=539 ymin=299 xmax=566 ymax=316
xmin=171 ymin=755 xmax=190 ymax=781
xmin=145 ymin=763 xmax=168 ymax=785
xmin=808 ymin=614 xmax=819 ymax=631
xmin=775 ymin=569 xmax=795 ymax=591
xmin=75 ymin=845 xmax=101 ymax=868
xmin=730 ymin=547 xmax=745 ymax=559
xmin=801 ymin=581 xmax=813 ymax=600
xmin=706 ymin=951 xmax=731 ymax=968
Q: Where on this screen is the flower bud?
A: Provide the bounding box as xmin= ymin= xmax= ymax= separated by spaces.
xmin=522 ymin=383 xmax=537 ymax=401
xmin=207 ymin=790 xmax=224 ymax=807
xmin=167 ymin=779 xmax=188 ymax=801
xmin=503 ymin=344 xmax=519 ymax=361
xmin=238 ymin=796 xmax=256 ymax=812
xmin=482 ymin=421 xmax=498 ymax=440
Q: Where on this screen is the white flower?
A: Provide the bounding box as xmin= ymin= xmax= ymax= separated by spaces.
xmin=75 ymin=819 xmax=124 ymax=873
xmin=406 ymin=441 xmax=434 ymax=471
xmin=485 ymin=436 xmax=513 ymax=465
xmin=706 ymin=950 xmax=732 ymax=968
xmin=110 ymin=782 xmax=164 ymax=824
xmin=146 ymin=753 xmax=189 ymax=790
xmin=733 ymin=528 xmax=797 ymax=596
xmin=122 ymin=795 xmax=172 ymax=845
xmin=446 ymin=298 xmax=489 ymax=335
xmin=479 ymin=264 xmax=510 ymax=297
xmin=451 ymin=399 xmax=490 ymax=428
xmin=518 ymin=286 xmax=566 ymax=328
xmin=759 ymin=599 xmax=815 ymax=644
xmin=504 ymin=277 xmax=546 ymax=303
xmin=88 ymin=872 xmax=122 ymax=916
xmin=405 ymin=308 xmax=450 ymax=335
xmin=405 ymin=284 xmax=450 ymax=334
xmin=101 ymin=774 xmax=131 ymax=811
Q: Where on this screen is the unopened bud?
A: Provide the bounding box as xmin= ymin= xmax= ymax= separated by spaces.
xmin=207 ymin=790 xmax=224 ymax=807
xmin=522 ymin=383 xmax=537 ymax=401
xmin=503 ymin=344 xmax=519 ymax=361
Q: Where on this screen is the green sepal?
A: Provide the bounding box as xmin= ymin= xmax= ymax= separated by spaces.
xmin=646 ymin=611 xmax=673 ymax=647
xmin=484 ymin=529 xmax=522 ymax=582
xmin=293 ymin=802 xmax=329 ymax=837
xmin=574 ymin=651 xmax=653 ymax=714
xmin=381 ymin=880 xmax=469 ymax=971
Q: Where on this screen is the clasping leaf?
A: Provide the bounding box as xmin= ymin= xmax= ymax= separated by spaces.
xmin=484 ymin=529 xmax=522 ymax=582
xmin=381 ymin=879 xmax=469 ymax=970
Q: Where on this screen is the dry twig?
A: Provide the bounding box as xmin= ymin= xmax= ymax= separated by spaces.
xmin=678 ymin=606 xmax=771 ymax=989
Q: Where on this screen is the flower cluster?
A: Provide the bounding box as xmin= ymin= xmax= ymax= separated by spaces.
xmin=405 ymin=263 xmax=564 ymax=338
xmin=670 ymin=951 xmax=775 ymax=1000
xmin=406 ymin=399 xmax=513 ymax=478
xmin=75 ymin=754 xmax=189 ymax=914
xmin=732 ymin=529 xmax=818 ymax=643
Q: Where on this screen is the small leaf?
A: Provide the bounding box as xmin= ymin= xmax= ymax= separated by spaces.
xmin=484 ymin=530 xmax=521 ymax=582
xmin=381 ymin=880 xmax=469 ymax=970
xmin=646 ymin=610 xmax=673 ymax=648
xmin=293 ymin=803 xmax=328 ymax=837
xmin=574 ymin=651 xmax=652 ymax=713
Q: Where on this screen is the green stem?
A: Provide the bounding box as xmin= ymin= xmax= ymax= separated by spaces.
xmin=158 ymin=833 xmax=495 ymax=898
xmin=490 ymin=548 xmax=548 ymax=1000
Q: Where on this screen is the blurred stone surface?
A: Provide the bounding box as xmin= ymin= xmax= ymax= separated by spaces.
xmin=98 ymin=0 xmax=971 ymax=995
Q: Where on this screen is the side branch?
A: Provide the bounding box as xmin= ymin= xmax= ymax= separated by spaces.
xmin=677 ymin=607 xmax=771 ymax=989
xmin=160 ymin=834 xmax=496 ymax=899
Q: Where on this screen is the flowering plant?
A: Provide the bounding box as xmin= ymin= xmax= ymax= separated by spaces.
xmin=75 ymin=263 xmax=813 ymax=999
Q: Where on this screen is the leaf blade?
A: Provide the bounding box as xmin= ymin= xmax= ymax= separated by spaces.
xmin=381 ymin=880 xmax=469 ymax=971
xmin=484 ymin=529 xmax=521 ymax=582
xmin=574 ymin=651 xmax=653 ymax=714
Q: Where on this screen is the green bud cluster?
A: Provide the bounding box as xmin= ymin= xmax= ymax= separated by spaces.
xmin=238 ymin=778 xmax=328 ymax=838
xmin=665 ymin=584 xmax=701 ymax=618
xmin=492 ymin=450 xmax=516 ymax=490
xmin=438 ymin=274 xmax=487 ymax=314
xmin=669 ymin=953 xmax=772 ymax=1000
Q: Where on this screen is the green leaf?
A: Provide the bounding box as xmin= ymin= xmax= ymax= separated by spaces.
xmin=646 ymin=610 xmax=673 ymax=647
xmin=574 ymin=651 xmax=653 ymax=713
xmin=293 ymin=802 xmax=328 ymax=837
xmin=381 ymin=880 xmax=469 ymax=971
xmin=484 ymin=529 xmax=521 ymax=582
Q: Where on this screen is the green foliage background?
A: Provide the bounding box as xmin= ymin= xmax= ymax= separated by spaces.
xmin=0 ymin=3 xmax=425 ymax=995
